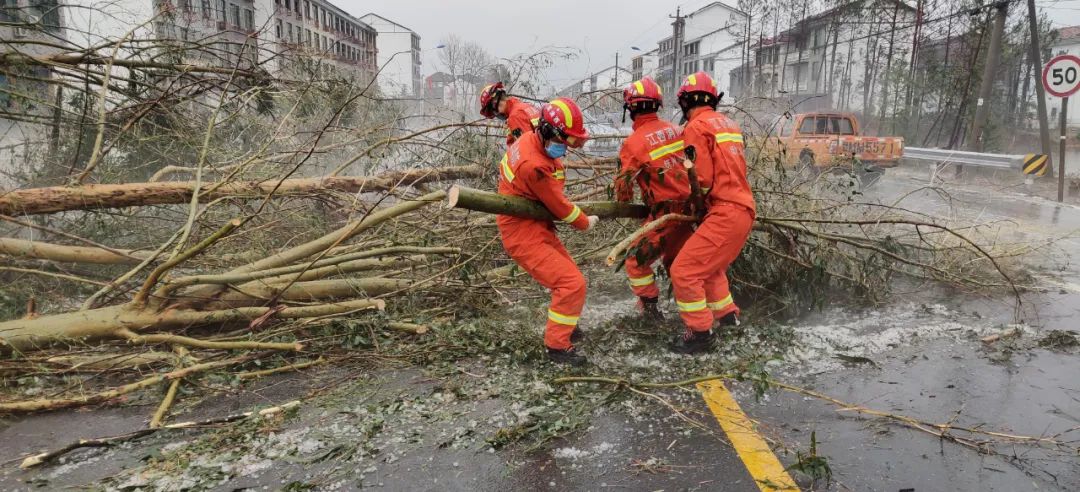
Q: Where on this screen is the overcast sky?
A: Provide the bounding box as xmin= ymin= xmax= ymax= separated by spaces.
xmin=342 ymin=0 xmax=1080 ymax=90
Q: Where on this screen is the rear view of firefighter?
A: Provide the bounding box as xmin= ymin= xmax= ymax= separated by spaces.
xmin=614 ymin=77 xmax=693 ymax=320
xmin=669 ymin=71 xmax=756 ymax=354
xmin=497 ymin=97 xmax=598 ymax=366
xmin=480 ymin=82 xmax=541 ymax=145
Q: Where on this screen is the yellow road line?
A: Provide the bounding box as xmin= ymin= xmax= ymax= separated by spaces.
xmin=697 ymin=380 xmax=799 ymax=491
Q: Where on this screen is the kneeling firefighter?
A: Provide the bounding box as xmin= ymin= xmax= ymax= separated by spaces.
xmin=496 ymin=97 xmax=599 ymax=366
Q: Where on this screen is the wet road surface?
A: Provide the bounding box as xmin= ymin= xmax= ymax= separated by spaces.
xmin=1 ymin=163 xmax=1078 ymax=491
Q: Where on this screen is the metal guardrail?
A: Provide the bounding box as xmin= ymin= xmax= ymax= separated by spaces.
xmin=903 ymin=147 xmax=1023 ymax=170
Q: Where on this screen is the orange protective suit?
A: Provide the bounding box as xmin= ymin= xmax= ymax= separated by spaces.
xmin=615 ymin=112 xmax=694 ymax=299
xmin=503 ymin=98 xmax=541 ymax=145
xmin=497 ymin=132 xmax=592 ymax=349
xmin=670 ymin=107 xmax=756 ymax=332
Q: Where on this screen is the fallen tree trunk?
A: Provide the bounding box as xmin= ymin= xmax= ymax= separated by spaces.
xmin=162 ymin=255 xmax=435 ymax=298
xmin=214 ymin=278 xmax=420 ymax=307
xmin=0 ymin=165 xmax=481 ymax=216
xmin=180 ymin=190 xmax=446 ymax=305
xmin=0 ymin=237 xmax=149 ymax=264
xmin=446 ymin=186 xmax=648 ymax=221
xmin=0 ymin=299 xmax=384 ymax=353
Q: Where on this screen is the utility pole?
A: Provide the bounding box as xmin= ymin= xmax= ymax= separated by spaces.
xmin=1027 ymin=0 xmax=1054 ymax=161
xmin=669 ymin=7 xmax=685 ymax=98
xmin=966 ymin=1 xmax=1009 ymax=153
xmin=614 ymin=51 xmax=619 ymax=87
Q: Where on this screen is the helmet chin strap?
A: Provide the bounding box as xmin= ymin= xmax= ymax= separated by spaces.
xmin=622 ymin=104 xmax=628 ymax=124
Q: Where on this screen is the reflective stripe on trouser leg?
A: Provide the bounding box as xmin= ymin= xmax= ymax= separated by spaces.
xmin=705 ymin=267 xmax=738 ymax=318
xmin=622 ymin=225 xmax=663 ymax=299
xmin=708 ymin=294 xmax=738 ymax=318
xmin=670 ymin=205 xmax=754 ymax=332
xmin=547 ymin=309 xmax=579 ymax=326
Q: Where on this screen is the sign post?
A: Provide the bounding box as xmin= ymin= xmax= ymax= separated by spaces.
xmin=1062 ymin=98 xmax=1069 ymax=202
xmin=1043 ymin=54 xmax=1080 ymax=202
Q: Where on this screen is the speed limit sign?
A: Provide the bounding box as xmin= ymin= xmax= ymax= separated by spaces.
xmin=1043 ymin=54 xmax=1080 ymax=98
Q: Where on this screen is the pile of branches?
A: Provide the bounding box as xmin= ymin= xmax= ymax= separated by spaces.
xmin=0 ymin=24 xmax=1037 ymax=428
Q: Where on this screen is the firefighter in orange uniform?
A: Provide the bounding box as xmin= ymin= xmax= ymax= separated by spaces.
xmin=480 ymin=82 xmax=541 ymax=145
xmin=614 ymin=77 xmax=694 ymax=320
xmin=668 ymin=71 xmax=756 ymax=354
xmin=497 ymin=97 xmax=598 ymax=366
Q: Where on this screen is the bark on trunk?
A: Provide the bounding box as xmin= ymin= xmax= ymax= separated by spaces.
xmin=0 ymin=238 xmax=149 ymax=264
xmin=213 ymin=278 xmax=423 ymax=307
xmin=0 ymin=299 xmax=383 ymax=353
xmin=446 ymin=186 xmax=648 ymax=221
xmin=0 ymin=165 xmax=481 ymax=216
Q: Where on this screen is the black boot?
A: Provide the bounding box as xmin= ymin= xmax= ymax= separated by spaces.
xmin=717 ymin=312 xmax=740 ymax=327
xmin=547 ymin=346 xmax=587 ymax=366
xmin=669 ymin=329 xmax=714 ymax=354
xmin=640 ymin=297 xmax=664 ymax=322
xmin=570 ymin=327 xmax=585 ymax=344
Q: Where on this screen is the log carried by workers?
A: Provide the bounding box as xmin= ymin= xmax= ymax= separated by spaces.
xmin=474 ymin=73 xmax=756 ymax=365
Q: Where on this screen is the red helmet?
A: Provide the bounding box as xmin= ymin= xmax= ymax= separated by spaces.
xmin=677 ymin=71 xmax=719 ymax=99
xmin=623 ymin=77 xmax=663 ymax=105
xmin=479 ymin=82 xmax=505 ymax=119
xmin=539 ymin=97 xmax=589 ymax=148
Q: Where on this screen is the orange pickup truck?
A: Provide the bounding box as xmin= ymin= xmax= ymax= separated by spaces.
xmin=774 ymin=112 xmax=904 ymax=171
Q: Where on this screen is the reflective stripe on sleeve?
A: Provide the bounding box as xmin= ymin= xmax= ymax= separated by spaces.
xmin=628 ymin=274 xmax=655 ymax=287
xmin=714 ymin=132 xmax=744 ymax=144
xmin=547 ymin=309 xmax=580 ymax=326
xmin=561 ymin=205 xmax=582 ymax=224
xmin=500 ymin=155 xmax=515 ymax=182
xmin=530 ymin=117 xmax=540 ymax=127
xmin=649 ymin=139 xmax=686 ymax=160
xmin=552 ymin=169 xmax=566 ymax=180
xmin=677 ymin=298 xmax=708 ymax=312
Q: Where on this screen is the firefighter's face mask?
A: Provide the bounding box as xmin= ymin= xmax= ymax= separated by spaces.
xmin=545 ymin=142 xmax=568 ymax=159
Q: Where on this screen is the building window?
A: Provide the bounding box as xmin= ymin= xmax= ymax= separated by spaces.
xmin=304 ymin=0 xmax=310 ymax=18
xmin=215 ymin=0 xmax=225 ymax=21
xmin=305 ymin=29 xmax=312 ymax=46
xmin=243 ymin=8 xmax=253 ymax=30
xmin=200 ymin=0 xmax=211 ymax=17
xmin=275 ymin=19 xmax=282 ymax=38
xmin=229 ymin=3 xmax=240 ymax=27
xmin=31 ymin=0 xmax=62 ymax=31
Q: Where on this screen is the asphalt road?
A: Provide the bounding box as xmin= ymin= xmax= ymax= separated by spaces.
xmin=1 ymin=164 xmax=1077 ymax=491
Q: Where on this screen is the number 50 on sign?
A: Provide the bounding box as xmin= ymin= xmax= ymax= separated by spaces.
xmin=1044 ymin=54 xmax=1080 ymax=98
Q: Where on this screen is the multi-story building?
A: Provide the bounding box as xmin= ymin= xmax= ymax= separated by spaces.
xmin=734 ymin=0 xmax=916 ymax=115
xmin=653 ymin=2 xmax=748 ymax=101
xmin=260 ymin=0 xmax=379 ymax=79
xmin=557 ymin=65 xmax=632 ymax=113
xmin=60 ymin=0 xmax=379 ymax=81
xmin=359 ymin=13 xmax=420 ymax=97
xmin=1 ymin=0 xmax=68 ymax=185
xmin=630 ymin=48 xmax=659 ymax=81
